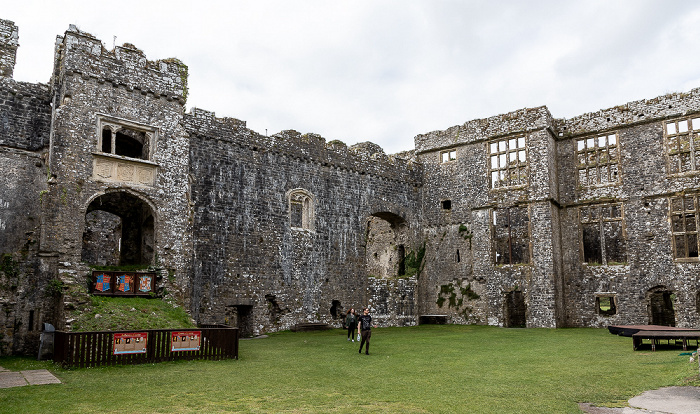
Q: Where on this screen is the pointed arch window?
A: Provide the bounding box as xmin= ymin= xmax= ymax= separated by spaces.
xmin=288 ymin=189 xmax=314 ymax=230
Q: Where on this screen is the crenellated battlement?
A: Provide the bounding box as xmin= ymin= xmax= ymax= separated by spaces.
xmin=54 ymin=25 xmax=187 ymax=103
xmin=184 ymin=108 xmax=422 ymax=185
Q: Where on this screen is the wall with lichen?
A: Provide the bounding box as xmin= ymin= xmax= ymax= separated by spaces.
xmin=185 ymin=110 xmax=423 ymax=334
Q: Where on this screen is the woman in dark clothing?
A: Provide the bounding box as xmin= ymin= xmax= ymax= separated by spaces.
xmin=345 ymin=308 xmax=357 ymax=342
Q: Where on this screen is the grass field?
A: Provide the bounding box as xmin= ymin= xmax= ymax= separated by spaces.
xmin=1 ymin=325 xmax=698 ymax=413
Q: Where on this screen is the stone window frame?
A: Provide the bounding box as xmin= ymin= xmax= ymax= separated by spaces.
xmin=669 ymin=194 xmax=700 ymax=261
xmin=488 ymin=135 xmax=527 ymax=189
xmin=595 ymin=294 xmax=617 ymax=316
xmin=491 ymin=205 xmax=530 ymax=265
xmin=96 ymin=114 xmax=157 ymax=161
xmin=440 ymin=149 xmax=457 ymax=164
xmin=287 ymin=188 xmax=314 ymax=231
xmin=579 ymin=202 xmax=627 ymax=265
xmin=665 ymin=116 xmax=700 ymax=175
xmin=576 ymin=132 xmax=620 ymax=187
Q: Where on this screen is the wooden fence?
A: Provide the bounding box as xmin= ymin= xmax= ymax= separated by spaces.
xmin=53 ymin=327 xmax=238 ymax=368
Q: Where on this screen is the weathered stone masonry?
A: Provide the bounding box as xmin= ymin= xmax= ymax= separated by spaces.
xmin=1 ymin=18 xmax=700 ymax=355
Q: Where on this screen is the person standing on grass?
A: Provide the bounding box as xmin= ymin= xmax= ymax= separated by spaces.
xmin=346 ymin=308 xmax=357 ymax=342
xmin=358 ymin=308 xmax=373 ymax=355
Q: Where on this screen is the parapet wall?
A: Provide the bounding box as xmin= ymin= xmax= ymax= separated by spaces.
xmin=184 ymin=108 xmax=423 ymax=185
xmin=555 ymin=87 xmax=700 ymax=137
xmin=415 ymin=106 xmax=553 ymax=153
xmin=55 ymin=26 xmax=187 ymax=104
xmin=0 ymin=78 xmax=51 ymax=150
xmin=0 ymin=18 xmax=18 ymax=77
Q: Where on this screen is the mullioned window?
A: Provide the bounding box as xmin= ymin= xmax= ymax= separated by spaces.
xmin=665 ymin=116 xmax=700 ymax=174
xmin=576 ymin=133 xmax=619 ymax=187
xmin=489 ymin=136 xmax=527 ymax=189
xmin=492 ymin=206 xmax=529 ymax=265
xmin=670 ymin=195 xmax=700 ymax=259
xmin=579 ymin=203 xmax=626 ymax=265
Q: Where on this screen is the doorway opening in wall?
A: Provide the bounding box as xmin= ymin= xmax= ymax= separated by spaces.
xmin=504 ymin=290 xmax=526 ymax=328
xmin=226 ymin=305 xmax=253 ymax=338
xmin=365 ymin=212 xmax=408 ymax=279
xmin=81 ymin=191 xmax=155 ymax=267
xmin=647 ymin=286 xmax=676 ymax=327
xmin=330 ymin=300 xmax=342 ymax=320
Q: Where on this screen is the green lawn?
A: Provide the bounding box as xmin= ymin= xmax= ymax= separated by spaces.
xmin=1 ymin=325 xmax=698 ymax=413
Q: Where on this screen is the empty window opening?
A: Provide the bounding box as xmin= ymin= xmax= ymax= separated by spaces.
xmin=441 ymin=199 xmax=452 ymax=210
xmin=288 ymin=189 xmax=314 ymax=230
xmin=99 ymin=124 xmax=151 ymax=160
xmin=489 ymin=136 xmax=527 ymax=188
xmin=697 ymin=291 xmax=700 ymax=314
xmin=504 ymin=290 xmax=526 ymax=328
xmin=492 ymin=206 xmax=530 ymax=265
xmin=596 ymin=295 xmax=617 ymax=316
xmin=81 ymin=192 xmax=155 ymax=266
xmin=440 ymin=149 xmax=457 ymax=163
xmin=580 ymin=203 xmax=627 ymax=265
xmin=28 ymin=310 xmax=38 ymax=332
xmin=648 ymin=287 xmax=676 ymax=327
xmin=455 ymin=249 xmax=461 ymax=263
xmin=576 ymin=132 xmax=620 ymax=187
xmin=397 ymin=245 xmax=406 ymax=276
xmin=330 ymin=300 xmax=342 ymax=319
xmin=665 ymin=116 xmax=700 ymax=174
xmin=670 ymin=195 xmax=700 ymax=259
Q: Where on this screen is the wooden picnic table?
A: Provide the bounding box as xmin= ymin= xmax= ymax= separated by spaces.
xmin=608 ymin=325 xmax=700 ymax=351
xmin=632 ymin=330 xmax=700 ymax=351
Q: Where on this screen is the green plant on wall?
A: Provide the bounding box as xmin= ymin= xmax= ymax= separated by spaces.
xmin=436 ymin=279 xmax=480 ymax=322
xmin=0 ymin=254 xmax=20 ymax=279
xmin=458 ymin=223 xmax=473 ymax=248
xmin=403 ymin=242 xmax=426 ymax=278
xmin=44 ymin=279 xmax=64 ymax=297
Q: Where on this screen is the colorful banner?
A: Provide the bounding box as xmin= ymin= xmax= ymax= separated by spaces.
xmin=113 ymin=332 xmax=148 ymax=355
xmin=171 ymin=331 xmax=201 ymax=352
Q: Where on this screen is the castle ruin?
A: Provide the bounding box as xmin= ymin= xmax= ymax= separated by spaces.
xmin=1 ymin=19 xmax=698 ymax=355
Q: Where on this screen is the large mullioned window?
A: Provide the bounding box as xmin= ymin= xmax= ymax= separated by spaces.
xmin=579 ymin=203 xmax=626 ymax=265
xmin=670 ymin=195 xmax=700 ymax=259
xmin=492 ymin=206 xmax=529 ymax=265
xmin=666 ymin=117 xmax=700 ymax=174
xmin=489 ymin=136 xmax=527 ymax=189
xmin=576 ymin=133 xmax=619 ymax=187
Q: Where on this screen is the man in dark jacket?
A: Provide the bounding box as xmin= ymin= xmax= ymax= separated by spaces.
xmin=358 ymin=308 xmax=373 ymax=355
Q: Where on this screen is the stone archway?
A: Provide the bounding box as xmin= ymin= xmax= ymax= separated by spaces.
xmin=81 ymin=191 xmax=156 ymax=266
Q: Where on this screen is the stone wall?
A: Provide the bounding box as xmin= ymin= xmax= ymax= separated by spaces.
xmin=4 ymin=16 xmax=700 ymax=355
xmin=185 ymin=110 xmax=423 ymax=334
xmin=0 ymin=19 xmax=17 ymax=78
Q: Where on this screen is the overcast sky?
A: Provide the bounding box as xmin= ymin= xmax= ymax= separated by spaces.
xmin=4 ymin=1 xmax=700 ymax=154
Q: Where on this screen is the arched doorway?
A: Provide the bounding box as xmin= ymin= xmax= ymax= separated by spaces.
xmin=647 ymin=286 xmax=676 ymax=327
xmin=81 ymin=191 xmax=155 ymax=266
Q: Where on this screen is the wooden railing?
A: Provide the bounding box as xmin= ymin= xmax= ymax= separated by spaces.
xmin=53 ymin=327 xmax=238 ymax=368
